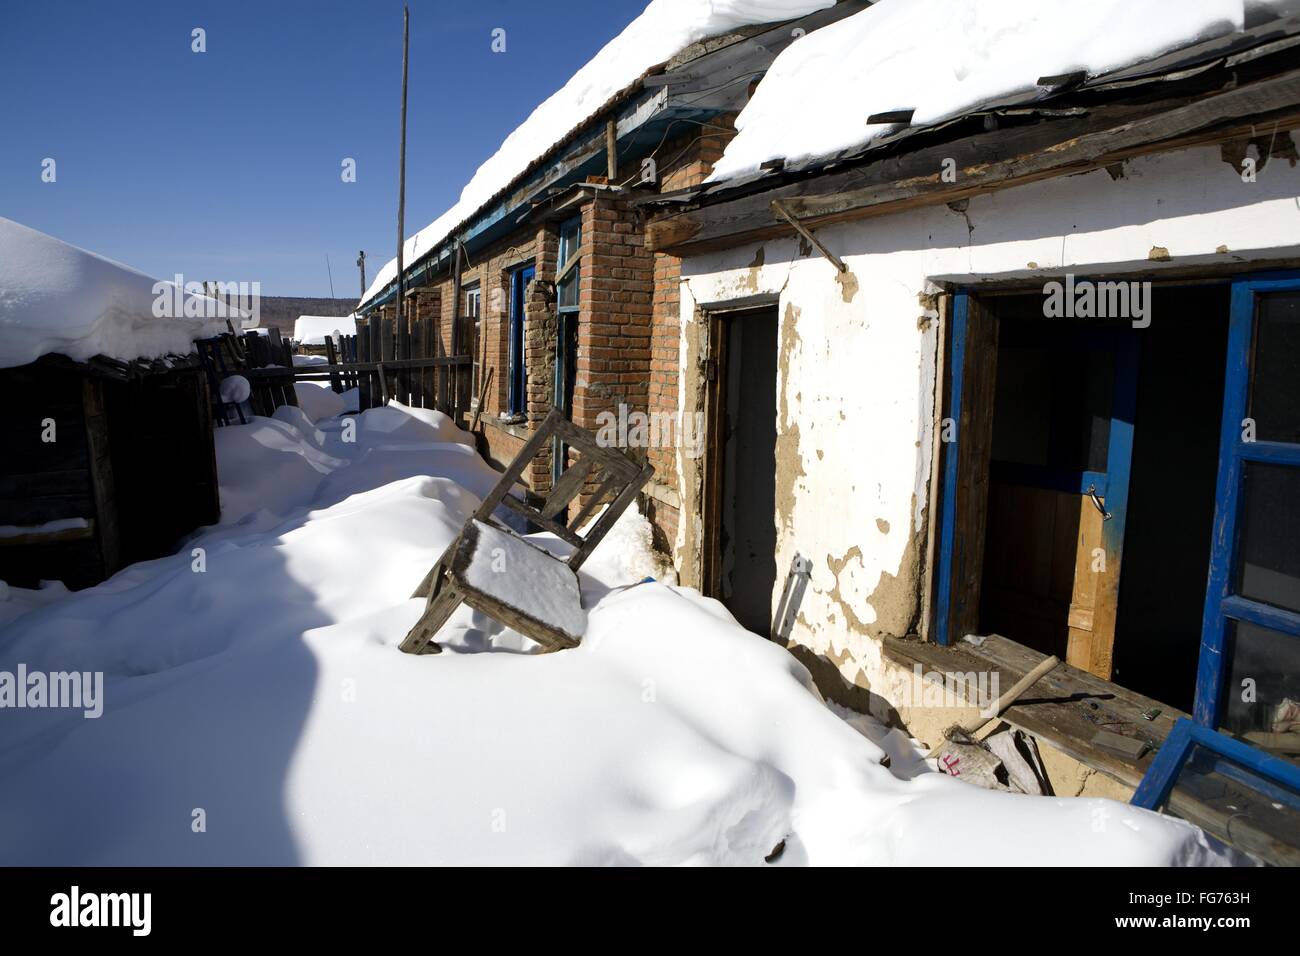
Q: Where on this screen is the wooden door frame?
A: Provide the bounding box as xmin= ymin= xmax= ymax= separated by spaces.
xmin=933 ymin=288 xmax=1138 ymax=681
xmin=699 ymin=295 xmax=780 ymax=601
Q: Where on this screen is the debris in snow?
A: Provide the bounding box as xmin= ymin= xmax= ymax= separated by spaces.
xmin=219 ymin=374 xmax=252 ymax=405
xmin=0 ymin=217 xmax=233 ymax=369
xmin=361 ymin=0 xmax=834 ymax=307
xmin=708 ymin=0 xmax=1262 ymax=181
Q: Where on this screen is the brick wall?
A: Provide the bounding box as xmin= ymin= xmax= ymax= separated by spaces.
xmin=359 ymin=115 xmax=736 ymax=559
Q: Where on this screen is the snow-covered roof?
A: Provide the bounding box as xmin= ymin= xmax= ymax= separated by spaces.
xmin=0 ymin=217 xmax=233 ymax=370
xmin=359 ymin=0 xmax=833 ymax=308
xmin=293 ymin=314 xmax=357 ymax=345
xmin=708 ymin=0 xmax=1293 ymax=182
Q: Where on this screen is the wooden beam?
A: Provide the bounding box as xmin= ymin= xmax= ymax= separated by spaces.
xmin=646 ymin=68 xmax=1300 ymax=256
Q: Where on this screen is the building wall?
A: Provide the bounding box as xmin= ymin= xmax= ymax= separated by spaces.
xmin=671 ymin=132 xmax=1300 ymax=736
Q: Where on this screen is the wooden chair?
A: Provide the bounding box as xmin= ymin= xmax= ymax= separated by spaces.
xmin=399 ymin=408 xmax=654 ymax=655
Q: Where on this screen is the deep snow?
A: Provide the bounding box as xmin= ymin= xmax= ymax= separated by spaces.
xmin=0 ymin=398 xmax=1236 ymax=865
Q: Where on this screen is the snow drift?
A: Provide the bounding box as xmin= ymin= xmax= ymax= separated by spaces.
xmin=0 ymin=401 xmax=1237 ymax=865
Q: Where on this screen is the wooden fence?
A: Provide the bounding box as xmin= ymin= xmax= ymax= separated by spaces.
xmin=241 ymin=334 xmax=470 ymax=420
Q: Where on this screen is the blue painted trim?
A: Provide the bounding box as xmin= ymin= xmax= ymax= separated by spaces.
xmin=1221 ymin=594 xmax=1300 ymax=638
xmin=1195 ymin=274 xmax=1300 ymax=727
xmin=934 ymin=292 xmax=969 ymax=646
xmin=988 ymin=462 xmax=1108 ymax=497
xmin=507 ymin=263 xmax=535 ymax=416
xmin=1131 ymin=718 xmax=1192 ymax=809
xmin=1132 ymin=717 xmax=1300 ymax=810
xmin=1100 ymin=334 xmax=1139 ymax=561
xmin=1238 ymin=440 xmax=1300 ymax=466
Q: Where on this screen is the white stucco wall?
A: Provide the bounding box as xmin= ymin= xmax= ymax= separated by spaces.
xmin=673 ymin=132 xmax=1300 ymax=706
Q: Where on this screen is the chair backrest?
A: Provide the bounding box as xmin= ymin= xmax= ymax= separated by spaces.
xmin=472 ymin=409 xmax=653 ymax=571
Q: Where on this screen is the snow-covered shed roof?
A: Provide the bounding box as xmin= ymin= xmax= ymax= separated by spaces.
xmin=359 ymin=0 xmax=835 ymax=309
xmin=293 ymin=314 xmax=357 ymax=345
xmin=708 ymin=0 xmax=1298 ymax=182
xmin=0 ymin=217 xmax=233 ymax=370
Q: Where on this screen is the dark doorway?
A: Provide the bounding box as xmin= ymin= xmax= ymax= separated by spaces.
xmin=707 ymin=306 xmax=779 ymax=636
xmin=1112 ymin=285 xmax=1229 ymax=710
xmin=972 ymin=285 xmax=1228 ymax=709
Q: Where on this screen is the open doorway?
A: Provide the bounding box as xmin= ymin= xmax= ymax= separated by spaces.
xmin=704 ymin=304 xmax=779 ymax=636
xmin=971 ymin=285 xmax=1228 ymax=710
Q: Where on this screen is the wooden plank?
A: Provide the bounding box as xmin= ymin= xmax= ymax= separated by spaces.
xmin=500 ymin=493 xmax=584 ymax=547
xmin=884 ymin=634 xmax=1182 ymax=789
xmin=947 ymin=296 xmax=999 ymax=641
xmin=0 ymin=519 xmax=95 ymax=548
xmin=541 ymin=454 xmax=596 ymax=519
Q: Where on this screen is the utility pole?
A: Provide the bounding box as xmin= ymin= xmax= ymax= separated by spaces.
xmin=395 ymin=6 xmax=409 ymax=337
xmin=356 ymin=250 xmax=367 ymax=299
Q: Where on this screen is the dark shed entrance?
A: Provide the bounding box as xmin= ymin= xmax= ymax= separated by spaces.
xmin=0 ymin=354 xmax=219 ymax=590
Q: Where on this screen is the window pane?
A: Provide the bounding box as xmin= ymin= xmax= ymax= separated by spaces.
xmin=558 ymin=220 xmax=580 ymax=270
xmin=1236 ymin=461 xmax=1300 ymax=613
xmin=1250 ymin=291 xmax=1300 ymax=443
xmin=558 ymin=270 xmax=579 ymax=310
xmin=1165 ymin=741 xmax=1300 ymax=862
xmin=1223 ymin=619 xmax=1300 ymax=767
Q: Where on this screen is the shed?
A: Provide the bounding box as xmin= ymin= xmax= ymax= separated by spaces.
xmin=0 ymin=217 xmax=228 ymax=589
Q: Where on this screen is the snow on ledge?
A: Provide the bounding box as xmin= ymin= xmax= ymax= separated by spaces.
xmin=0 ymin=217 xmax=232 ymax=370
xmin=359 ymin=0 xmax=834 ymax=308
xmin=707 ymin=0 xmax=1278 ymax=183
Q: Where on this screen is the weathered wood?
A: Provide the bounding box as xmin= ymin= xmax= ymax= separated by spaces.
xmin=0 ymin=520 xmax=95 ymax=548
xmin=646 ymin=69 xmax=1300 ymax=256
xmin=399 ymin=409 xmax=654 ymax=653
xmin=500 ymin=493 xmax=584 ymax=547
xmin=470 ymin=366 xmax=493 ymax=432
xmin=542 ymin=453 xmax=595 ymax=519
xmin=945 ymin=297 xmax=998 ymax=642
xmin=324 ymin=336 xmax=343 ymax=393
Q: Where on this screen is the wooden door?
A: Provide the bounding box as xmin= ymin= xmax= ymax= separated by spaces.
xmin=979 ymin=328 xmax=1137 ymax=679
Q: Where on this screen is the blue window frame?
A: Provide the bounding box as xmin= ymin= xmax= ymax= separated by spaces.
xmin=552 ymin=217 xmax=581 ymax=486
xmin=939 ymin=280 xmax=1299 ymax=737
xmin=1131 ymin=716 xmax=1300 ymax=811
xmin=508 ymin=263 xmax=535 ymax=417
xmin=1195 ymin=275 xmax=1300 ymax=753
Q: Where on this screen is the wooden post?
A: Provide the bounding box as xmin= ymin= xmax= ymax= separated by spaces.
xmin=357 ymin=250 xmax=367 ymax=300
xmin=394 ymin=6 xmax=410 ymax=370
xmin=606 ymin=117 xmax=618 ymax=180
xmin=448 ymin=240 xmax=462 ymax=418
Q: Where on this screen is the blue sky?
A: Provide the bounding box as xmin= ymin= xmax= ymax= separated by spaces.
xmin=0 ymin=0 xmax=647 ymax=297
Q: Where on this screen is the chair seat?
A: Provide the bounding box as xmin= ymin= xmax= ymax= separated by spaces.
xmin=448 ymin=520 xmax=587 ymax=649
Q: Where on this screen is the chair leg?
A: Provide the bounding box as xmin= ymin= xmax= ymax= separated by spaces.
xmin=399 ymin=584 xmax=464 ymax=654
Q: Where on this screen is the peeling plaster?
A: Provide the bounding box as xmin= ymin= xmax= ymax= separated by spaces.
xmin=775 ymin=302 xmax=806 ymax=535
